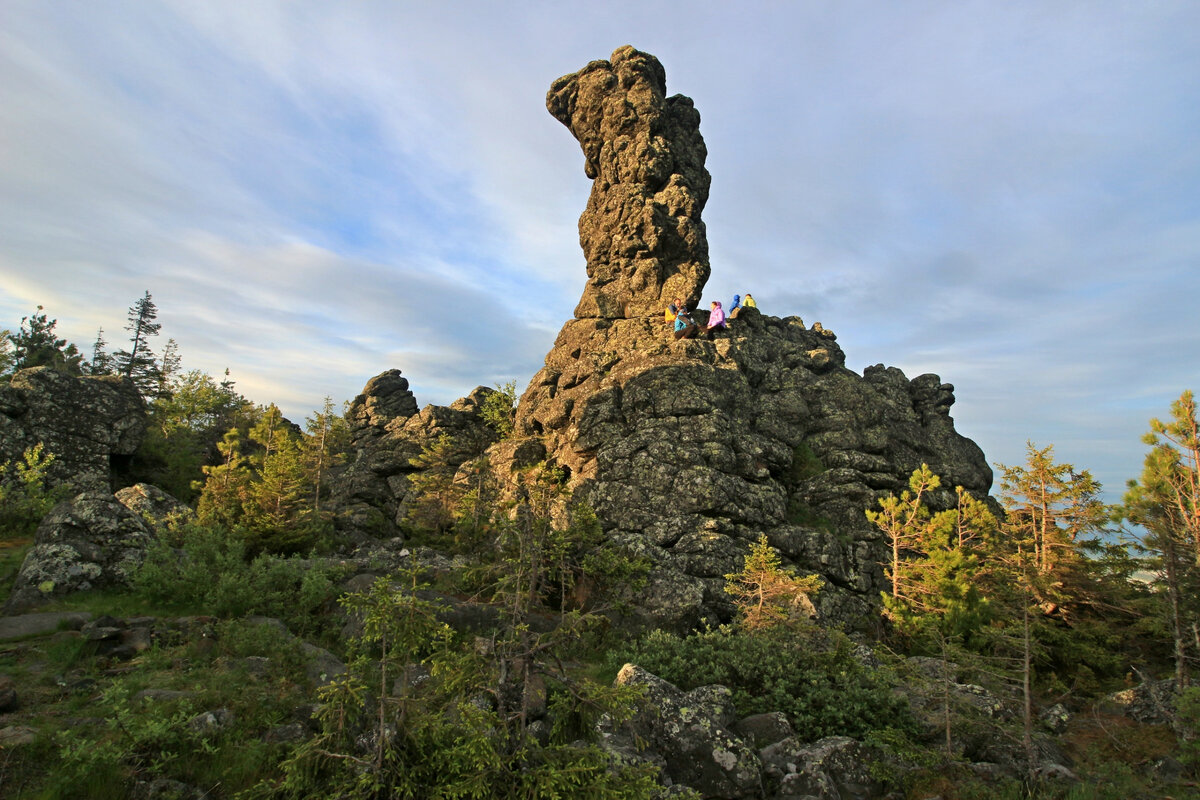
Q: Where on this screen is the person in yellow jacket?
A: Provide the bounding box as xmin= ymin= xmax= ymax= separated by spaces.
xmin=743 ymin=293 xmax=757 ymax=310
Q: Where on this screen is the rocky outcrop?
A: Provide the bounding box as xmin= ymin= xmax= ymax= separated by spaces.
xmin=514 ymin=306 xmax=990 ymax=629
xmin=332 ymin=46 xmax=993 ymax=633
xmin=547 ymin=45 xmax=711 ymax=319
xmin=4 ymin=491 xmax=155 ymax=613
xmin=509 ymin=47 xmax=994 ymax=631
xmin=0 ymin=367 xmax=146 ymax=492
xmin=331 ymin=371 xmax=501 ymax=537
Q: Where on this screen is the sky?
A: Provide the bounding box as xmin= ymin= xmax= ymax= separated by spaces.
xmin=2 ymin=1 xmax=1198 ymax=503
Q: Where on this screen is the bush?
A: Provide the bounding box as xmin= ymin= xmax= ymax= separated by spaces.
xmin=0 ymin=443 xmax=64 ymax=540
xmin=132 ymin=521 xmax=338 ymax=634
xmin=612 ymin=625 xmax=914 ymax=741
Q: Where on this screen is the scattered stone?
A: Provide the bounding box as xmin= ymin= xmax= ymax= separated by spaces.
xmin=605 ymin=664 xmax=762 ymax=799
xmin=1106 ymin=679 xmax=1177 ymax=725
xmin=1040 ymin=703 xmax=1070 ymax=734
xmin=188 ymin=708 xmax=235 ymax=734
xmin=0 ymin=674 xmax=17 ymax=712
xmin=0 ymin=611 xmax=93 ymax=641
xmin=0 ymin=725 xmax=37 ymax=747
xmin=264 ymin=722 xmax=308 ymax=744
xmin=732 ymin=712 xmax=794 ymax=748
xmin=131 ymin=777 xmax=205 ymax=800
xmin=760 ymin=735 xmax=882 ymax=800
xmin=114 ymin=483 xmax=192 ymax=530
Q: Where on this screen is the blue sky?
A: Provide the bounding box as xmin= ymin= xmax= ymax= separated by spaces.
xmin=2 ymin=1 xmax=1198 ymax=503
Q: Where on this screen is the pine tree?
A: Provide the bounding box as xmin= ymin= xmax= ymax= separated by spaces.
xmin=1125 ymin=390 xmax=1200 ymax=689
xmin=724 ymin=534 xmax=822 ymax=631
xmin=9 ymin=306 xmax=83 ymax=374
xmin=304 ymin=396 xmax=349 ymax=514
xmin=156 ymin=337 xmax=181 ymax=398
xmin=113 ymin=290 xmax=162 ymax=395
xmin=998 ymin=443 xmax=1109 ymax=617
xmin=88 ymin=327 xmax=113 ymax=375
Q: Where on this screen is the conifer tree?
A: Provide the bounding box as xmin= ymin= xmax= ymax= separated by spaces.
xmin=724 ymin=534 xmax=822 ymax=631
xmin=998 ymin=443 xmax=1109 ymax=617
xmin=1125 ymin=390 xmax=1200 ymax=689
xmin=9 ymin=306 xmax=83 ymax=374
xmin=113 ymin=290 xmax=162 ymax=395
xmin=87 ymin=326 xmax=113 ymax=375
xmin=0 ymin=329 xmax=12 ymax=376
xmin=304 ymin=396 xmax=348 ymax=514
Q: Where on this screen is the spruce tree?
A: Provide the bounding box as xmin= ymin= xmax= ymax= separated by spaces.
xmin=113 ymin=290 xmax=162 ymax=395
xmin=88 ymin=327 xmax=113 ymax=375
xmin=9 ymin=306 xmax=83 ymax=374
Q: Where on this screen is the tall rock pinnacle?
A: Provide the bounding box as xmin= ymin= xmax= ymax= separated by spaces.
xmin=547 ymin=45 xmax=711 ymax=319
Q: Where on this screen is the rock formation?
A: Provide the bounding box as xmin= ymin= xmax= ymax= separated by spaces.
xmin=510 ymin=46 xmax=993 ymax=630
xmin=547 ymin=45 xmax=711 ymax=318
xmin=333 ymin=46 xmax=993 ymax=632
xmin=0 ymin=367 xmax=146 ymax=492
xmin=331 ymin=370 xmax=503 ymax=537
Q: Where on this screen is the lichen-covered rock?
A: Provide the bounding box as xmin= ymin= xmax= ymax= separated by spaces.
xmin=115 ymin=483 xmax=191 ymax=531
xmin=331 ymin=373 xmax=499 ymax=537
xmin=604 ymin=664 xmax=762 ymax=799
xmin=0 ymin=367 xmax=146 ymax=492
xmin=513 ymin=48 xmax=994 ymax=631
xmin=515 ymin=309 xmax=991 ymax=629
xmin=547 ymin=45 xmax=711 ymax=319
xmin=4 ymin=491 xmax=155 ymax=613
xmin=1107 ymin=679 xmax=1177 ymax=725
xmin=759 ymin=735 xmax=882 ymax=800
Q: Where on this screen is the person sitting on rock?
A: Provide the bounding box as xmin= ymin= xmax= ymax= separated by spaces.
xmin=705 ymin=301 xmax=727 ymax=334
xmin=673 ymin=304 xmax=700 ymax=339
xmin=743 ymin=293 xmax=757 ymax=310
xmin=728 ymin=294 xmax=742 ymax=318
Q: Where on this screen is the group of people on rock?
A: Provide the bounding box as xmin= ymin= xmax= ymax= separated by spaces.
xmin=665 ymin=293 xmax=756 ymax=340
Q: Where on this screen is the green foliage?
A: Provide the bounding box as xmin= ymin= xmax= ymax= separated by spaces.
xmin=253 ymin=567 xmax=659 ymax=800
xmin=1176 ymin=686 xmax=1200 ymax=776
xmin=0 ymin=442 xmax=65 ymax=540
xmin=614 ymin=625 xmax=913 ymax=741
xmin=113 ymin=290 xmax=163 ymax=396
xmin=787 ymin=441 xmax=825 ymax=484
xmin=724 ymin=534 xmax=822 ymax=631
xmin=132 ymin=520 xmax=338 ymax=634
xmin=481 ymin=379 xmax=519 ymax=439
xmin=7 ymin=305 xmax=84 ymax=374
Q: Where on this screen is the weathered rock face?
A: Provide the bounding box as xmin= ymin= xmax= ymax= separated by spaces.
xmin=547 ymin=45 xmax=711 ymax=319
xmin=0 ymin=367 xmax=146 ymax=492
xmin=331 ymin=370 xmax=500 ymax=537
xmin=5 ymin=491 xmax=155 ymax=613
xmin=514 ymin=306 xmax=990 ymax=630
xmin=512 ymin=47 xmax=994 ymax=631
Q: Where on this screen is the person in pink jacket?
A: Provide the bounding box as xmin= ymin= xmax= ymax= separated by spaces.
xmin=704 ymin=301 xmax=727 ymax=335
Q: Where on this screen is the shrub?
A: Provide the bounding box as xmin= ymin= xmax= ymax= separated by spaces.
xmin=613 ymin=625 xmax=914 ymax=741
xmin=0 ymin=443 xmax=65 ymax=540
xmin=132 ymin=521 xmax=338 ymax=634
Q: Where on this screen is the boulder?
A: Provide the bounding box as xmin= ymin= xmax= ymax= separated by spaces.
xmin=759 ymin=735 xmax=882 ymax=800
xmin=331 ymin=375 xmax=499 ymax=537
xmin=603 ymin=664 xmax=762 ymax=799
xmin=4 ymin=491 xmax=155 ymax=613
xmin=0 ymin=367 xmax=146 ymax=492
xmin=114 ymin=483 xmax=192 ymax=531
